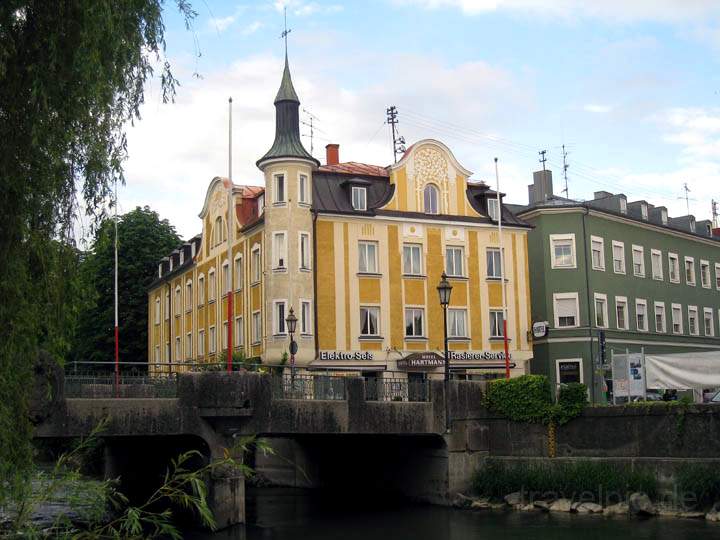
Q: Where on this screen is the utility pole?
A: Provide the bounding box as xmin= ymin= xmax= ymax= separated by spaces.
xmin=561 ymin=144 xmax=570 ymax=198
xmin=386 ymin=105 xmax=406 ymax=163
xmin=538 ymin=149 xmax=548 ymax=171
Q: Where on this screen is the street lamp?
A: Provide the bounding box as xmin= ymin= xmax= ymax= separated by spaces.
xmin=437 ymin=272 xmax=452 ymax=433
xmin=286 ymin=307 xmax=298 ymax=385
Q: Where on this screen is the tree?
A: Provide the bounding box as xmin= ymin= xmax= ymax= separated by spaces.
xmin=73 ymin=207 xmax=181 ymax=369
xmin=0 ymin=1 xmax=195 ymax=495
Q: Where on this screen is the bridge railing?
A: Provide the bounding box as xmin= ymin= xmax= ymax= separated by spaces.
xmin=271 ymin=374 xmax=347 ymax=400
xmin=365 ymin=377 xmax=429 ymax=402
xmin=64 ymin=372 xmax=179 ymax=398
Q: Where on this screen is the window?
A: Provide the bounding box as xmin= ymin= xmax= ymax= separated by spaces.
xmin=298 ymin=173 xmax=309 ymax=205
xmin=179 ymin=251 xmax=184 ymax=265
xmin=557 ymin=359 xmax=583 ymax=384
xmin=273 ymin=173 xmax=285 ymax=203
xmin=165 ymin=341 xmax=171 ymax=361
xmin=198 ymin=276 xmax=205 ymax=306
xmin=360 ymin=306 xmax=380 ymax=336
xmin=445 ymin=246 xmax=464 ymax=277
xmin=403 ymin=244 xmax=423 ymax=275
xmin=351 ymin=186 xmax=367 ymax=211
xmin=222 ymin=321 xmax=228 ymax=350
xmin=213 ymin=216 xmax=225 ymax=246
xmin=448 ymin=309 xmax=468 ymax=338
xmin=301 ymin=300 xmax=312 ymax=335
xmin=222 ymin=262 xmax=230 ymax=294
xmin=299 ymin=232 xmax=311 ymax=270
xmin=258 ymin=194 xmax=265 ymax=216
xmin=174 ymin=286 xmax=181 ymax=316
xmin=209 ymin=325 xmax=216 ymax=354
xmin=632 ymin=245 xmax=645 ymax=277
xmin=636 ymin=299 xmax=648 ymax=332
xmin=252 ymin=311 xmax=262 ymax=344
xmin=186 ymin=332 xmax=192 ymax=359
xmin=590 ymin=236 xmax=604 ymax=270
xmin=619 ymin=198 xmax=627 ymax=214
xmin=490 ymin=310 xmax=504 ymax=339
xmin=487 ymin=198 xmax=500 ymax=221
xmin=154 ymin=298 xmax=160 ymax=325
xmin=251 ymin=246 xmax=261 ymax=283
xmin=154 ymin=345 xmax=160 ymax=364
xmin=651 ymin=249 xmax=663 ymax=280
xmin=404 ymin=308 xmax=424 ymax=337
xmin=688 ymin=306 xmax=699 ymax=336
xmin=486 ymin=248 xmax=502 ymax=278
xmin=165 ymin=291 xmax=170 ymax=319
xmin=685 ymin=257 xmax=696 ymax=285
xmin=274 ymin=300 xmax=287 ymax=335
xmin=234 ymin=316 xmax=243 ymax=346
xmin=701 ymin=260 xmax=711 ymax=288
xmin=175 ymin=336 xmax=181 ymax=360
xmin=273 ymin=232 xmax=287 ymax=269
xmin=668 ymin=253 xmax=680 ymax=283
xmin=358 ymin=241 xmax=378 ymax=273
xmin=661 ymin=208 xmax=668 ymax=224
xmin=704 ymin=308 xmax=715 ymax=337
xmin=553 ymin=293 xmax=579 ymax=328
xmin=423 ymin=184 xmax=439 ymax=214
xmin=641 ymin=204 xmax=648 ymax=220
xmin=672 ymin=304 xmax=683 ymax=334
xmin=550 ymin=234 xmax=576 ymax=269
xmin=198 ymin=330 xmax=205 ymax=356
xmin=715 ymin=263 xmax=720 ymax=289
xmin=612 ymin=241 xmax=625 ymax=274
xmin=186 ymin=280 xmax=193 ymax=311
xmin=208 ymin=270 xmax=216 ymax=302
xmin=234 ymin=256 xmax=243 ymax=290
xmin=654 ymin=302 xmax=666 ymax=333
xmin=615 ymin=296 xmax=628 ymax=330
xmin=594 ymin=293 xmax=608 ymax=328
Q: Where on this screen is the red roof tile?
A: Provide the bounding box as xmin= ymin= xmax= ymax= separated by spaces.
xmin=318 ymin=161 xmax=389 ymax=177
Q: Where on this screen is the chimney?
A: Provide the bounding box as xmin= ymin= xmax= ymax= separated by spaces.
xmin=528 ymin=169 xmax=553 ymax=204
xmin=713 ymin=228 xmax=720 ymax=239
xmin=325 ymin=143 xmax=339 ymax=166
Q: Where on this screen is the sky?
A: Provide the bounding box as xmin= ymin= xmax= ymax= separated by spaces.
xmin=112 ymin=0 xmax=720 ymax=240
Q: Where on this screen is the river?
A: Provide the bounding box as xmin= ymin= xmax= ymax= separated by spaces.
xmin=187 ymin=488 xmax=720 ymax=540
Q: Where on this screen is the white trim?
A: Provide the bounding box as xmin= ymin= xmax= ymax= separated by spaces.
xmin=536 ymin=336 xmax=720 ymax=348
xmin=668 ymin=252 xmax=680 ymax=283
xmin=351 ymin=186 xmax=367 ymax=211
xmin=615 ymin=295 xmax=628 ymax=330
xmin=671 ymin=303 xmax=683 ymax=335
xmin=234 ymin=315 xmax=244 ymax=347
xmin=612 ymin=240 xmax=626 ymax=274
xmin=390 ymin=138 xmax=473 ymax=176
xmin=209 ymin=325 xmax=217 ymax=354
xmin=359 ymin=305 xmax=381 ymax=337
xmin=198 ymin=329 xmax=205 ymax=356
xmin=654 ymin=301 xmax=666 ymax=333
xmin=684 ymin=256 xmax=696 ymax=286
xmin=688 ymin=305 xmax=700 ymax=336
xmin=447 ymin=307 xmax=470 ymax=339
xmin=590 ymin=235 xmax=605 ymax=271
xmin=403 ymin=306 xmax=426 ymax=338
xmin=358 ymin=240 xmax=379 ymax=274
xmin=300 ymin=298 xmax=313 ymax=335
xmin=631 ymin=244 xmax=645 ymax=277
xmin=298 ymin=172 xmax=310 ymax=206
xmin=197 ymin=177 xmax=243 ymax=219
xmin=549 ymin=233 xmax=577 ymax=269
xmin=635 ymin=298 xmax=648 ymax=332
xmin=703 ymin=307 xmax=715 ymax=337
xmin=272 ymin=171 xmax=287 ymax=205
xmin=594 ymin=292 xmax=609 ymax=328
xmin=233 ymin=253 xmax=243 ymax=291
xmin=315 ymin=212 xmax=531 ymax=232
xmin=700 ymin=259 xmax=711 ymax=289
xmin=403 ymin=243 xmax=424 ymax=275
xmin=555 ymin=358 xmax=584 ymax=385
xmin=197 ymin=273 xmax=205 ymax=306
xmin=251 ymin=310 xmax=262 ymax=345
xmin=650 ymin=249 xmax=663 ymax=281
xmin=553 ymin=292 xmax=580 ymax=329
xmin=445 ymin=245 xmax=465 ymax=277
xmin=251 ymin=244 xmax=262 ymax=284
xmin=273 ymin=299 xmax=288 ymax=336
xmin=715 ymin=263 xmax=720 ymax=290
xmin=154 ymin=297 xmax=161 ymax=325
xmin=272 ymin=231 xmax=288 ymax=270
xmin=298 ymin=231 xmax=311 ymax=271
xmin=208 ymin=267 xmax=216 ymax=302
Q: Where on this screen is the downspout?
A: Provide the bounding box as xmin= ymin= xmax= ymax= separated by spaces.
xmin=167 ymin=281 xmax=173 ymax=372
xmin=580 ymin=206 xmax=595 ymax=403
xmin=312 ymin=209 xmax=319 ymax=361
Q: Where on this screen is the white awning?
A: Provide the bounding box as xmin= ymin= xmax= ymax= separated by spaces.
xmin=645 ymin=351 xmax=720 ymax=390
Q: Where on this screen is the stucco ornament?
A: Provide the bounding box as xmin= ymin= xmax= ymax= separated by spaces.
xmin=211 ymin=189 xmax=226 ymax=216
xmin=414 ymin=146 xmax=450 ymax=211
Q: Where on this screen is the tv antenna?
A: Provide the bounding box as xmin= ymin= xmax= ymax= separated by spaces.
xmin=386 ymin=106 xmax=406 ymax=163
xmin=561 ymin=144 xmax=570 ymax=198
xmin=280 ymin=6 xmax=291 ymax=55
xmin=301 ymin=108 xmax=319 ymax=155
xmin=678 ymin=182 xmax=695 ymax=216
xmin=538 ymin=149 xmax=548 ymax=171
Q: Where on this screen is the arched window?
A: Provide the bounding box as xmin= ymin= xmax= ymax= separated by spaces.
xmin=424 ymin=184 xmax=439 ymax=214
xmin=213 ymin=217 xmax=225 ymax=246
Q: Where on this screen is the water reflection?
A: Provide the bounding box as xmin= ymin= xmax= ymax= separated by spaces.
xmin=188 ymin=488 xmax=720 ymax=540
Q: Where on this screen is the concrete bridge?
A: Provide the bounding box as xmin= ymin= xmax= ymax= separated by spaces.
xmin=35 ymin=373 xmax=488 ymax=528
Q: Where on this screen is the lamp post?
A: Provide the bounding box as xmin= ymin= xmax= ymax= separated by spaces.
xmin=437 ymin=272 xmax=452 ymax=433
xmin=286 ymin=307 xmax=298 ymax=388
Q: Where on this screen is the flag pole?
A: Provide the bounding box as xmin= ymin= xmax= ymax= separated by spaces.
xmin=226 ymin=97 xmax=234 ymax=373
xmin=114 ymin=177 xmax=120 ymax=396
xmin=495 ymin=158 xmax=510 ymax=379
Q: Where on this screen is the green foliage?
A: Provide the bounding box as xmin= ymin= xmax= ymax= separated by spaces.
xmin=472 ymin=459 xmax=658 ymax=502
xmin=675 ymin=463 xmax=720 ymax=508
xmin=552 ymin=383 xmax=589 ymax=425
xmin=0 ymin=0 xmax=195 ymax=492
xmin=72 ymin=206 xmax=181 ymax=368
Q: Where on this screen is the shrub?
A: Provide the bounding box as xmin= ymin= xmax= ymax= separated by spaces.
xmin=675 ymin=463 xmax=720 ymax=508
xmin=485 ymin=375 xmax=552 ymax=423
xmin=553 ymin=383 xmax=588 ymax=425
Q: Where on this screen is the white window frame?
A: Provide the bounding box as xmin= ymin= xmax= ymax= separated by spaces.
xmin=423 ymin=184 xmax=439 ymax=214
xmin=688 ymin=305 xmax=699 ymax=336
xmin=553 ymin=292 xmax=580 ymax=329
xmin=556 ymin=358 xmax=584 ymax=385
xmin=448 ymin=308 xmax=469 ymax=339
xmin=174 ymin=286 xmax=182 ymax=317
xmin=615 ymin=296 xmax=628 ymax=330
xmin=257 ymin=194 xmax=265 ymax=216
xmin=550 ymin=234 xmax=576 ymax=269
xmin=631 ymin=245 xmax=645 ymax=277
xmin=154 ymin=345 xmax=160 ymax=364
xmin=299 ymin=232 xmax=311 ymax=270
xmin=251 ymin=245 xmax=261 ymax=283
xmin=358 ymin=241 xmax=379 ymax=274
xmin=486 ymin=247 xmax=503 ymax=279
xmin=704 ymin=308 xmax=715 ymax=337
xmin=635 ymin=299 xmax=648 ymax=332
xmin=175 ymin=335 xmax=181 ymax=360
xmin=273 ymin=173 xmax=286 ymax=204
xmin=650 ymin=249 xmax=663 ymax=281
xmin=165 ymin=291 xmax=170 ymax=319
xmin=351 ymin=186 xmax=367 ymax=211
xmin=404 ymin=307 xmax=425 ymax=338
xmin=208 ymin=269 xmax=216 ymax=302
xmin=700 ymin=260 xmax=711 ymax=289
xmin=273 ymin=231 xmax=287 ymax=270
xmin=612 ymin=240 xmax=625 ymax=274
xmin=685 ymin=256 xmax=696 ymax=286
xmin=360 ymin=306 xmax=380 ymax=337
xmin=252 ymin=310 xmax=262 ymax=344
xmin=641 ymin=203 xmax=648 ymax=220
xmin=671 ymin=303 xmax=683 ymax=334
xmin=222 ymin=320 xmax=228 ymax=350
xmin=489 ymin=309 xmax=505 ymax=339
xmin=186 ymin=332 xmax=192 ymax=359
xmin=234 ymin=254 xmax=243 ymax=291
xmin=186 ymin=279 xmax=193 ymax=311
xmin=654 ymin=302 xmax=666 ymax=333
xmin=594 ymin=293 xmax=609 ymax=329
xmin=222 ymin=260 xmax=230 ymax=295
xmin=619 ymin=198 xmax=627 ymax=214
xmin=487 ymin=197 xmax=500 ymax=221
xmin=209 ymin=325 xmax=216 ymax=354
xmin=154 ymin=297 xmax=160 ymax=325
xmin=590 ymin=236 xmax=605 ymax=271
xmin=198 ymin=329 xmax=205 ymax=356
xmin=403 ymin=243 xmax=423 ymax=275
xmin=273 ymin=300 xmax=288 ymax=336
xmin=234 ymin=316 xmax=243 ymax=347
xmin=668 ymin=253 xmax=680 ymax=283
xmin=300 ymin=299 xmax=312 ymax=335
xmin=298 ymin=173 xmax=309 ymax=205
xmin=445 ymin=245 xmax=465 ymax=277
xmin=715 ymin=263 xmax=720 ymax=290
xmin=198 ymin=275 xmax=205 ymax=306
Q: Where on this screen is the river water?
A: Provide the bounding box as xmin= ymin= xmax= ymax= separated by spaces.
xmin=187 ymin=488 xmax=720 ymax=540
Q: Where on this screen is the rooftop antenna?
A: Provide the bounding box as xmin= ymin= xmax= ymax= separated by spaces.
xmin=678 ymin=182 xmax=694 ymax=216
xmin=386 ymin=105 xmax=405 ymax=163
xmin=281 ymin=6 xmax=291 ymax=56
xmin=301 ymin=108 xmax=318 ymax=156
xmin=538 ymin=149 xmax=548 ymax=171
xmin=561 ymin=144 xmax=570 ymax=198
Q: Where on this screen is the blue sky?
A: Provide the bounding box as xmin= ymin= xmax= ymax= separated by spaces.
xmin=116 ymin=0 xmax=720 ymax=239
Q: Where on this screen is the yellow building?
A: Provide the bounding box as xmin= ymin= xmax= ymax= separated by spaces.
xmin=147 ymin=56 xmax=534 ymax=380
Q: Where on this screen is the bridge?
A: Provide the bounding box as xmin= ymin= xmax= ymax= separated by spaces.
xmin=35 ymin=372 xmax=488 ymax=528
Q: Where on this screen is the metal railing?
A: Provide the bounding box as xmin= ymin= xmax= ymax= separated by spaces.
xmin=272 ymin=374 xmax=347 ymax=401
xmin=64 ymin=372 xmax=178 ymax=398
xmin=365 ymin=377 xmax=430 ymax=402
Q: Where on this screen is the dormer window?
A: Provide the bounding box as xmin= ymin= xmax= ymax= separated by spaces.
xmin=488 ymin=198 xmax=500 ymax=221
xmin=179 ymin=251 xmax=184 ymax=265
xmin=351 ymin=186 xmax=367 ymax=211
xmin=661 ymin=209 xmax=668 ymax=225
xmin=641 ymin=204 xmax=648 ymax=220
xmin=619 ymin=198 xmax=627 ymax=214
xmin=690 ymin=218 xmax=696 ymax=232
xmin=424 ymin=184 xmax=439 ymax=214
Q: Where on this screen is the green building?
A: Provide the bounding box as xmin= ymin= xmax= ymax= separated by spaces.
xmin=512 ymin=170 xmax=720 ymax=402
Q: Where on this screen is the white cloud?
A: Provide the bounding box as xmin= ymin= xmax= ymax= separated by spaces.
xmin=242 ymin=21 xmax=264 ymax=35
xmin=273 ymin=0 xmax=344 ymax=17
xmin=583 ymin=104 xmax=613 ymax=114
xmin=208 ymin=15 xmax=237 ymax=32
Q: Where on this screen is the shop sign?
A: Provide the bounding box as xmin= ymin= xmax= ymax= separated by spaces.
xmin=397 ymin=352 xmax=445 ymax=369
xmin=449 ymin=351 xmax=511 ymax=361
xmin=319 ymin=351 xmax=374 ymax=361
xmin=532 ymin=321 xmax=549 ymax=339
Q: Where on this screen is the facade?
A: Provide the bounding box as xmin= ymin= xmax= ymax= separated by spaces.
xmin=514 ymin=170 xmax=720 ymax=401
xmin=147 ymin=56 xmax=534 ymax=381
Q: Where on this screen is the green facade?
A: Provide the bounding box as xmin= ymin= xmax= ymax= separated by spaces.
xmin=520 ymin=206 xmax=720 ymax=402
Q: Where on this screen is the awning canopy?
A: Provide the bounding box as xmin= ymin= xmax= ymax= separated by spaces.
xmin=645 ymin=351 xmax=720 ymax=390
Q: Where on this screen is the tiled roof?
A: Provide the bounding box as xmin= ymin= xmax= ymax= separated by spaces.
xmin=317 ymin=162 xmax=389 ymax=177
xmin=238 ymin=185 xmax=264 ymax=198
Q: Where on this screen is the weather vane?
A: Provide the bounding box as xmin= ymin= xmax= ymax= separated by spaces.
xmin=280 ymin=6 xmax=292 ymax=56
